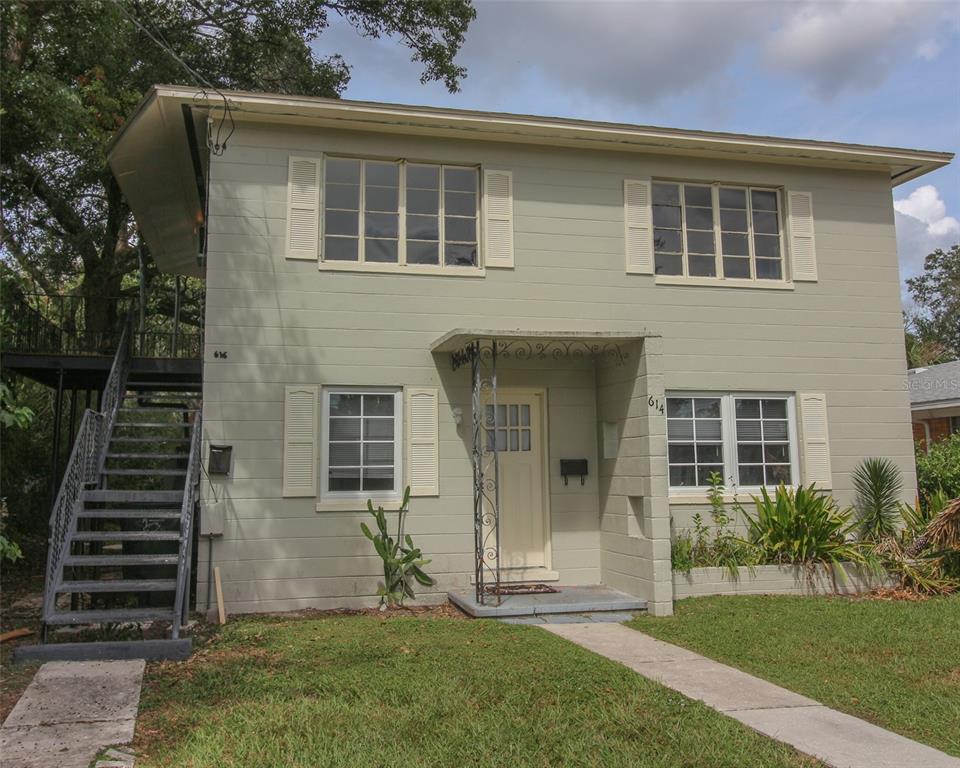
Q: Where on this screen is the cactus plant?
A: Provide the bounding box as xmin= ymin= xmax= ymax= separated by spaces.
xmin=360 ymin=486 xmax=435 ymax=608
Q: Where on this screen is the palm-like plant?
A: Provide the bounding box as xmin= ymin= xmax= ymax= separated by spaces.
xmin=852 ymin=458 xmax=903 ymax=542
xmin=741 ymin=484 xmax=869 ymax=566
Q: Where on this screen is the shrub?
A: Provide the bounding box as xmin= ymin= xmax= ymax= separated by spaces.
xmin=916 ymin=433 xmax=960 ymax=501
xmin=739 ymin=484 xmax=870 ymax=567
xmin=852 ymin=457 xmax=903 ymax=541
xmin=671 ymin=473 xmax=761 ymax=577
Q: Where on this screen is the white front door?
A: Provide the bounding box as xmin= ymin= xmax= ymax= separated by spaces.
xmin=485 ymin=391 xmax=548 ymax=573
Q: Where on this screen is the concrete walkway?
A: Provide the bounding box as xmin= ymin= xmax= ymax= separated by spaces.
xmin=543 ymin=622 xmax=960 ymax=768
xmin=0 ymin=660 xmax=144 ymax=768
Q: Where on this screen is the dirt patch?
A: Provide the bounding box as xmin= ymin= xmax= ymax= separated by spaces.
xmin=252 ymin=601 xmax=470 ymax=622
xmin=0 ymin=564 xmax=44 ymax=723
xmin=857 ymin=587 xmax=929 ymax=602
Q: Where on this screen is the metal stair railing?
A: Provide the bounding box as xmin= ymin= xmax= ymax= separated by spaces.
xmin=40 ymin=316 xmax=132 ymax=638
xmin=172 ymin=410 xmax=202 ymax=640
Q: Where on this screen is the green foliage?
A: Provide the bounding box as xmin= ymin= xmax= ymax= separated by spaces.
xmin=852 ymin=457 xmax=903 ymax=541
xmin=670 ymin=530 xmax=694 ymax=575
xmin=0 ymin=382 xmax=33 ymax=429
xmin=1 ymin=0 xmax=475 ymax=314
xmin=0 ymin=500 xmax=23 ymax=563
xmin=739 ymin=484 xmax=870 ymax=567
xmin=905 ymin=244 xmax=960 ymax=359
xmin=360 ymin=487 xmax=434 ymax=607
xmin=916 ymin=433 xmax=960 ymax=501
xmin=671 ymin=473 xmax=761 ymax=577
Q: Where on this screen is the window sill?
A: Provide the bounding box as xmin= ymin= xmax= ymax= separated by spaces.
xmin=319 ymin=261 xmax=485 ymax=278
xmin=316 ymin=499 xmax=403 ymax=512
xmin=655 ymin=275 xmax=794 ymax=290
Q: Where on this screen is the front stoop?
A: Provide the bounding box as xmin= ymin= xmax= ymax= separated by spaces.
xmin=447 ymin=584 xmax=646 ymax=618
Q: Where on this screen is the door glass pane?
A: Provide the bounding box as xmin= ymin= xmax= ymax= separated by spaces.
xmin=521 ymin=430 xmax=531 ymax=451
xmin=520 ymin=405 xmax=530 ymax=426
xmin=510 ymin=430 xmax=519 ymax=451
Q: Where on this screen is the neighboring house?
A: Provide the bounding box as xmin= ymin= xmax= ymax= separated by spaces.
xmin=909 ymin=361 xmax=960 ymax=452
xmin=107 ymin=86 xmax=952 ymax=617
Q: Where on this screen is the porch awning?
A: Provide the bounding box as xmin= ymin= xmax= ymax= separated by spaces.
xmin=430 ymin=328 xmax=655 ymax=370
xmin=430 ymin=328 xmax=653 ymax=353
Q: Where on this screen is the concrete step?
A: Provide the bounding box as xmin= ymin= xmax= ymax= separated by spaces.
xmin=57 ymin=579 xmax=177 ymax=593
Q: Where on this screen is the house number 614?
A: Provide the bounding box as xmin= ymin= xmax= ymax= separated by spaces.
xmin=648 ymin=395 xmax=665 ymax=414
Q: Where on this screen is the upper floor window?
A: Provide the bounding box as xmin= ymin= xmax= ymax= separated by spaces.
xmin=653 ymin=181 xmax=785 ymax=282
xmin=323 ymin=158 xmax=479 ymax=271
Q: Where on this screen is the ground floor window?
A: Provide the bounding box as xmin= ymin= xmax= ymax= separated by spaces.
xmin=666 ymin=392 xmax=798 ymax=491
xmin=321 ymin=388 xmax=402 ymax=499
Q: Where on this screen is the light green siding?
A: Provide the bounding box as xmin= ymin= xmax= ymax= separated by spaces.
xmin=198 ymin=121 xmax=913 ymax=614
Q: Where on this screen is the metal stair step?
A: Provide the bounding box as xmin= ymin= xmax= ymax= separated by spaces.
xmin=119 ymin=406 xmax=198 ymax=412
xmin=45 ymin=608 xmax=176 ymax=625
xmin=102 ymin=468 xmax=188 ymax=476
xmin=78 ymin=509 xmax=182 ymax=519
xmin=110 ymin=437 xmax=191 ymax=444
xmin=63 ymin=553 xmax=179 ymax=566
xmin=126 ymin=381 xmax=201 ymax=390
xmin=107 ymin=453 xmax=190 ymax=460
xmin=72 ymin=531 xmax=180 ymax=542
xmin=57 ymin=579 xmax=177 ymax=593
xmin=83 ymin=490 xmax=183 ymax=503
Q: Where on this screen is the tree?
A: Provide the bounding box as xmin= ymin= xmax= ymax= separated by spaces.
xmin=1 ymin=0 xmax=475 ymax=334
xmin=905 ymin=244 xmax=960 ymax=363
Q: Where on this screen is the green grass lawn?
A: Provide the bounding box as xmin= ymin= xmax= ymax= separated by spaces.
xmin=135 ymin=613 xmax=821 ymax=767
xmin=628 ymin=595 xmax=960 ymax=756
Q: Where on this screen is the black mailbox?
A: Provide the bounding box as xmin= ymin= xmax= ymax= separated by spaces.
xmin=208 ymin=444 xmax=232 ymax=475
xmin=560 ymin=459 xmax=588 ymax=486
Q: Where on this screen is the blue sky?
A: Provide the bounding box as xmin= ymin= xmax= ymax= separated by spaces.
xmin=319 ymin=0 xmax=960 ymax=302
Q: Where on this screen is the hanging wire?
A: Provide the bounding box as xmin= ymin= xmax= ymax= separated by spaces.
xmin=118 ymin=0 xmax=236 ymax=154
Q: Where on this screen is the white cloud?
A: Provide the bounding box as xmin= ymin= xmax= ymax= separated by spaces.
xmin=894 ymin=185 xmax=960 ymax=237
xmin=916 ymin=39 xmax=942 ymax=61
xmin=764 ymin=1 xmax=949 ymax=98
xmin=322 ymin=0 xmax=955 ymax=114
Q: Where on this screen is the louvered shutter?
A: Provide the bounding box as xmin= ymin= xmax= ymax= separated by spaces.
xmin=286 ymin=156 xmax=320 ymax=260
xmin=407 ymin=387 xmax=439 ymax=496
xmin=283 ymin=385 xmax=318 ymax=497
xmin=483 ymin=170 xmax=514 ymax=268
xmin=624 ymin=179 xmax=653 ymax=274
xmin=799 ymin=393 xmax=832 ymax=488
xmin=787 ymin=191 xmax=817 ymax=281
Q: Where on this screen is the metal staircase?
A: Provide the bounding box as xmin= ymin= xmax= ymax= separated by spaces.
xmin=26 ymin=320 xmax=203 ymax=661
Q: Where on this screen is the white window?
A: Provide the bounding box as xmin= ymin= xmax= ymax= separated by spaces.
xmin=653 ymin=181 xmax=785 ymax=282
xmin=321 ymin=388 xmax=402 ymax=500
xmin=667 ymin=392 xmax=799 ymax=491
xmin=323 ymin=158 xmax=479 ymax=271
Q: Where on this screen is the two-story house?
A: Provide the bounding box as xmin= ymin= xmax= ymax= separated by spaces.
xmin=108 ymin=86 xmax=952 ymax=618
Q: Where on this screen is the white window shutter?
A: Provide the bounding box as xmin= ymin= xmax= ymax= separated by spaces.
xmin=624 ymin=179 xmax=653 ymax=274
xmin=799 ymin=393 xmax=832 ymax=488
xmin=286 ymin=156 xmax=320 ymax=260
xmin=407 ymin=387 xmax=439 ymax=496
xmin=787 ymin=191 xmax=817 ymax=281
xmin=283 ymin=385 xmax=318 ymax=497
xmin=483 ymin=170 xmax=514 ymax=268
